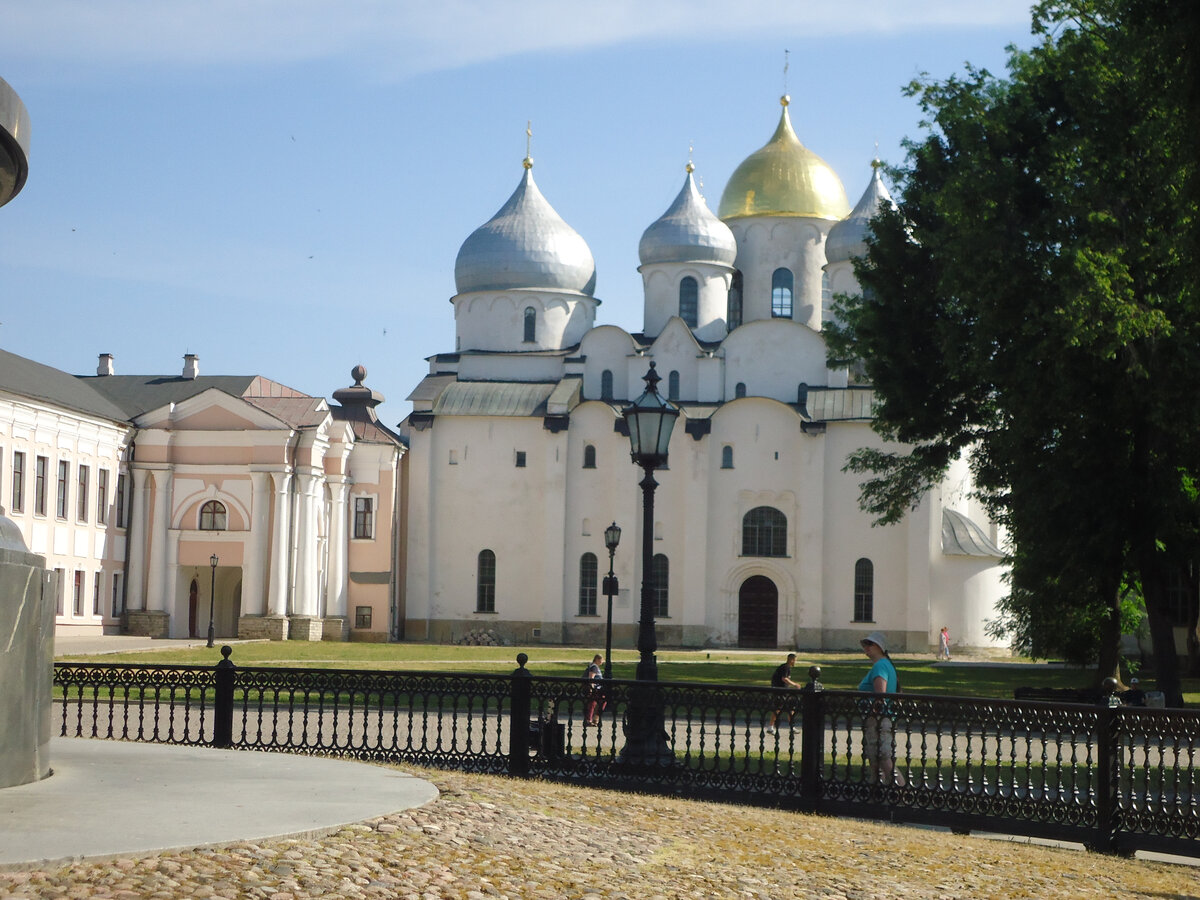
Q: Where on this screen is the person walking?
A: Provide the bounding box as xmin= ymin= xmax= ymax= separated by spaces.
xmin=938 ymin=626 xmax=951 ymax=660
xmin=766 ymin=652 xmax=802 ymax=734
xmin=858 ymin=632 xmax=905 ymax=786
xmin=583 ymin=654 xmax=604 ymax=725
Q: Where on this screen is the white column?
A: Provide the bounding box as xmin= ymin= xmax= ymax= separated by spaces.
xmin=146 ymin=468 xmax=173 ymax=612
xmin=243 ymin=471 xmax=270 ymax=616
xmin=293 ymin=471 xmax=319 ymax=616
xmin=125 ymin=467 xmax=151 ymax=611
xmin=165 ymin=533 xmax=180 ymax=636
xmin=267 ymin=470 xmax=292 ymax=617
xmin=325 ymin=477 xmax=350 ymax=619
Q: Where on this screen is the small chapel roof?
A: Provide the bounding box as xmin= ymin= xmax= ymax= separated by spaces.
xmin=825 ymin=159 xmax=898 ymax=265
xmin=639 ymin=166 xmax=736 ymax=267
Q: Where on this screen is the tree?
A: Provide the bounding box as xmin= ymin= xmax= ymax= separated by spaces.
xmin=827 ymin=0 xmax=1200 ymax=703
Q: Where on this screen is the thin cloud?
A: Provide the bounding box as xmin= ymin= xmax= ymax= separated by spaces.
xmin=2 ymin=1 xmax=1034 ymax=77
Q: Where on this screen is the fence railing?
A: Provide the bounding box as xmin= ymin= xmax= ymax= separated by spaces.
xmin=53 ymin=648 xmax=1199 ymax=859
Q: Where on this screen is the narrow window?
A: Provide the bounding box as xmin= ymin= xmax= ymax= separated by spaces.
xmin=355 ymin=606 xmax=373 ymax=629
xmin=477 ymin=550 xmax=496 ymax=613
xmin=579 ymin=553 xmax=598 ymax=616
xmin=797 ymin=383 xmax=809 ymax=409
xmin=515 ymin=451 xmax=527 ymax=468
xmin=354 ymin=497 xmax=374 ymax=539
xmin=854 ymin=558 xmax=874 ymax=622
xmin=742 ymin=506 xmax=787 ymax=557
xmin=11 ymin=451 xmax=24 ymax=513
xmin=821 ymin=270 xmax=832 ymax=305
xmin=668 ymin=370 xmax=680 ymax=401
xmin=111 ymin=572 xmax=123 ymax=617
xmin=721 ymin=445 xmax=734 ymax=469
xmin=771 ymin=268 xmax=794 ymax=318
xmin=97 ymin=469 xmax=109 ymax=525
xmin=601 ymin=369 xmax=614 ymax=401
xmin=77 ymin=465 xmax=89 ymax=522
xmin=727 ymin=270 xmax=743 ymax=329
xmin=73 ymin=570 xmax=84 ymax=616
xmin=56 ymin=460 xmax=69 ymax=519
xmin=651 ymin=554 xmax=669 ymax=617
xmin=35 ymin=456 xmax=47 ymax=515
xmin=523 ymin=306 xmax=536 ymax=343
xmin=199 ymin=500 xmax=227 ymax=531
xmin=735 ymin=382 xmax=747 ymax=399
xmin=679 ymin=276 xmax=698 ymax=328
xmin=53 ymin=568 xmax=64 ymax=615
xmin=92 ymin=572 xmax=102 ymax=616
xmin=115 ymin=473 xmax=127 ymax=527
xmin=583 ymin=444 xmax=596 ymax=469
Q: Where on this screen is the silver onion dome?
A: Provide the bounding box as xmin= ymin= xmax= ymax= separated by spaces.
xmin=454 ymin=161 xmax=597 ymax=295
xmin=639 ymin=166 xmax=737 ymax=266
xmin=825 ymin=159 xmax=897 ymax=265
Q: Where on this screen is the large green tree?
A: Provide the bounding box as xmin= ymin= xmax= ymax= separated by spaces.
xmin=828 ymin=0 xmax=1200 ymax=703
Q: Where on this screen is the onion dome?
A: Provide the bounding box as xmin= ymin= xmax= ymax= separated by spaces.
xmin=825 ymin=159 xmax=897 ymax=264
xmin=718 ymin=96 xmax=849 ymax=221
xmin=639 ymin=164 xmax=737 ymax=266
xmin=454 ymin=158 xmax=596 ymax=295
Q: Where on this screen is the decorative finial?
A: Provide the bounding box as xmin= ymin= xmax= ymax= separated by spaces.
xmin=644 ymin=360 xmax=661 ymax=395
xmin=686 ymin=141 xmax=694 ymax=174
xmin=780 ymin=94 xmax=790 ymax=108
xmin=523 ymin=121 xmax=533 ymax=170
xmin=351 ymin=364 xmax=366 ymax=386
xmin=783 ymin=49 xmax=789 ymax=96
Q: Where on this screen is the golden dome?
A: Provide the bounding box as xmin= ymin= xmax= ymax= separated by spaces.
xmin=718 ymin=97 xmax=850 ymax=221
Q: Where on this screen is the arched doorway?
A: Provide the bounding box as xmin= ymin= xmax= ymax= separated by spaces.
xmin=738 ymin=575 xmax=778 ymax=648
xmin=188 ymin=579 xmax=199 ymax=638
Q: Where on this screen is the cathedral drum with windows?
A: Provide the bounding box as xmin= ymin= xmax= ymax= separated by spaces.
xmin=400 ymin=97 xmax=1009 ymax=653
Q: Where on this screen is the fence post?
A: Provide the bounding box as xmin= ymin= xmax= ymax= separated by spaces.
xmin=213 ymin=645 xmax=236 ymax=749
xmin=799 ymin=665 xmax=825 ymax=809
xmin=509 ymin=653 xmax=531 ymax=777
xmin=1091 ymin=677 xmax=1122 ymax=853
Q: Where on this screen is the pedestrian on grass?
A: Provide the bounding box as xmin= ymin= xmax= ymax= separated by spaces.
xmin=766 ymin=652 xmax=802 ymax=734
xmin=859 ymin=631 xmax=905 ymax=786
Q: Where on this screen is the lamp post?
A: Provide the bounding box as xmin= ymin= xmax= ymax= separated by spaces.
xmin=206 ymin=554 xmax=218 ymax=649
xmin=602 ymin=521 xmax=621 ymax=681
xmin=619 ymin=361 xmax=679 ymax=763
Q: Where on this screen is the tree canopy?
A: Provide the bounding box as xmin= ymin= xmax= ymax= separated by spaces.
xmin=827 ymin=0 xmax=1200 ymax=702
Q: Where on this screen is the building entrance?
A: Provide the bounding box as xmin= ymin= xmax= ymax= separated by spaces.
xmin=738 ymin=575 xmax=778 ymax=648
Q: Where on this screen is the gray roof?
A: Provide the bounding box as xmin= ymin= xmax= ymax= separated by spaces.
xmin=941 ymin=508 xmax=1004 ymax=558
xmin=825 ymin=161 xmax=897 ymax=265
xmin=806 ymin=388 xmax=875 ymax=421
xmin=639 ymin=169 xmax=736 ymax=266
xmin=79 ymin=374 xmax=260 ymax=418
xmin=0 ymin=349 xmax=131 ymax=422
xmin=432 ymin=381 xmax=558 ymax=417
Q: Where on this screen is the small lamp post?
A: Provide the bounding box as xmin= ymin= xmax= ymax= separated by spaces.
xmin=206 ymin=554 xmax=218 ymax=649
xmin=602 ymin=521 xmax=621 ymax=681
xmin=619 ymin=361 xmax=679 ymax=763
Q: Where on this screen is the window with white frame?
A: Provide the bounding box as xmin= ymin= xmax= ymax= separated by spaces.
xmin=353 ymin=496 xmax=375 ymax=539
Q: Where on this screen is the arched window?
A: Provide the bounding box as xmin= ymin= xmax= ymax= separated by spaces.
xmin=668 ymin=370 xmax=680 ymax=401
xmin=742 ymin=506 xmax=787 ymax=557
xmin=579 ymin=553 xmax=598 ymax=616
xmin=821 ymin=270 xmax=832 ymax=305
xmin=651 ymin=554 xmax=669 ymax=617
xmin=199 ymin=500 xmax=227 ymax=531
xmin=797 ymin=382 xmax=809 ymax=410
xmin=854 ymin=558 xmax=874 ymax=622
xmin=727 ymin=270 xmax=743 ymax=329
xmin=679 ymin=276 xmax=698 ymax=328
xmin=721 ymin=445 xmax=734 ymax=469
xmin=771 ymin=268 xmax=794 ymax=318
xmin=735 ymin=382 xmax=747 ymax=399
xmin=523 ymin=307 xmax=536 ymax=343
xmin=583 ymin=444 xmax=597 ymax=469
xmin=477 ymin=550 xmax=496 ymax=613
xmin=601 ymin=369 xmax=614 ymax=401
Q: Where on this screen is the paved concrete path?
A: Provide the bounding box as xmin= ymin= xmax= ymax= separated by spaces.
xmin=0 ymin=738 xmax=438 ymax=870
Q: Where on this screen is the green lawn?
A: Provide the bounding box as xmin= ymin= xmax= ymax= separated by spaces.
xmin=55 ymin=641 xmax=1200 ymax=704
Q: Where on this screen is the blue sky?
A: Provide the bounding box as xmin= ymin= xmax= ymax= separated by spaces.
xmin=0 ymin=1 xmax=1036 ymax=427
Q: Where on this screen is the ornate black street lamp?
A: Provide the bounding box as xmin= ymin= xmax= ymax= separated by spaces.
xmin=206 ymin=554 xmax=218 ymax=648
xmin=619 ymin=361 xmax=679 ymax=763
xmin=602 ymin=521 xmax=621 ymax=681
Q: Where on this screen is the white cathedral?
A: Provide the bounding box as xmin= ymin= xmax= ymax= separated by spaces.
xmin=398 ymin=96 xmax=1008 ymax=653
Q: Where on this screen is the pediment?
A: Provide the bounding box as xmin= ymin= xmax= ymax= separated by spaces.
xmin=134 ymin=388 xmax=292 ymax=431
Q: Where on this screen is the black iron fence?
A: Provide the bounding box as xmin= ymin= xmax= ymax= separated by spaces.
xmin=54 ymin=648 xmax=1199 ymax=859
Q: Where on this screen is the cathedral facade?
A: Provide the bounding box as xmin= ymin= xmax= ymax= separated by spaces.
xmin=399 ymin=97 xmax=1008 ymax=653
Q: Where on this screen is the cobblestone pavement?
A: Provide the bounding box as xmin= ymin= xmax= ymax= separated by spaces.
xmin=0 ymin=766 xmax=1193 ymax=900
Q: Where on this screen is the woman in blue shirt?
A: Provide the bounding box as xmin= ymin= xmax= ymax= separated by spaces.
xmin=858 ymin=631 xmax=905 ymax=786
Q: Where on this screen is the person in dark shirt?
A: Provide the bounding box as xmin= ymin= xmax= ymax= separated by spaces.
xmin=766 ymin=653 xmax=802 ymax=734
